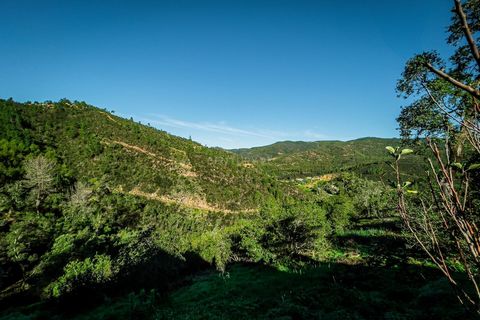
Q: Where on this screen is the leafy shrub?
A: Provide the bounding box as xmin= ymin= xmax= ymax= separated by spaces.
xmin=46 ymin=254 xmax=113 ymax=298
xmin=191 ymin=229 xmax=232 ymax=272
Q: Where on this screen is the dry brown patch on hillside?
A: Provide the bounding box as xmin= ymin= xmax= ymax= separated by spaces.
xmin=302 ymin=173 xmax=339 ymax=188
xmin=242 ymin=162 xmax=255 ymax=168
xmin=128 ymin=187 xmax=257 ymax=214
xmin=105 ymin=139 xmax=197 ymax=178
xmin=112 ymin=140 xmax=158 ymax=157
xmin=99 ymin=111 xmax=121 ymax=125
xmin=317 ymin=173 xmax=337 ymax=181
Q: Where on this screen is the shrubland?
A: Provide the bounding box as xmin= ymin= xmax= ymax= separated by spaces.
xmin=0 ymin=98 xmax=406 ymax=319
xmin=2 ymin=0 xmax=479 ymax=314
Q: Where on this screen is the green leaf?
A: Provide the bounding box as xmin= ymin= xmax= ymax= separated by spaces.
xmin=406 ymin=190 xmax=418 ymax=194
xmin=400 ymin=148 xmax=414 ymax=155
xmin=450 ymin=162 xmax=463 ymax=170
xmin=385 ymin=146 xmax=395 ymax=155
xmin=403 ymin=181 xmax=412 ymax=188
xmin=467 ymin=163 xmax=480 ymax=171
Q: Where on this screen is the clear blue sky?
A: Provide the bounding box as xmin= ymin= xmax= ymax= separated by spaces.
xmin=1 ymin=0 xmax=453 ymax=148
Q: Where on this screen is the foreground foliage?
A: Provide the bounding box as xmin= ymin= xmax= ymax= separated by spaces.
xmin=393 ymin=0 xmax=480 ymax=314
xmin=2 ymin=218 xmax=473 ymax=320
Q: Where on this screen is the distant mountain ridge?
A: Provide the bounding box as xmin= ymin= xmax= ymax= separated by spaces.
xmin=231 ymin=137 xmax=400 ymax=159
xmin=230 ymin=137 xmax=423 ymax=180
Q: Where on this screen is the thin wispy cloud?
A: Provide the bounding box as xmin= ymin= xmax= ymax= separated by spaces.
xmin=137 ymin=114 xmax=333 ymax=148
xmin=143 ymin=114 xmax=276 ymax=139
xmin=140 ymin=115 xmax=284 ymax=139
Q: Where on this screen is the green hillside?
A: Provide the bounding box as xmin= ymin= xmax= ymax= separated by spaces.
xmin=231 ymin=137 xmax=426 ymax=180
xmin=0 ymin=98 xmax=296 ymax=307
xmin=0 ymin=98 xmax=287 ymax=212
xmin=2 ymin=0 xmax=478 ymax=317
xmin=0 ymin=98 xmax=471 ymax=319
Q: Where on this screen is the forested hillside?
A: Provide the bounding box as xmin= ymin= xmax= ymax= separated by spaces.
xmin=0 ymin=98 xmax=471 ymax=319
xmin=0 ymin=98 xmax=290 ymax=212
xmin=231 ymin=138 xmax=426 ymax=180
xmin=2 ymin=0 xmax=479 ymax=318
xmin=0 ymin=98 xmax=301 ymax=310
xmin=232 ymin=138 xmax=396 ymax=160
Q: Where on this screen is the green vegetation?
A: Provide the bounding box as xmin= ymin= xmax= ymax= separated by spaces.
xmin=230 ymin=138 xmax=426 ymax=181
xmin=3 ymin=217 xmax=470 ymax=320
xmin=0 ymin=98 xmax=292 ymax=212
xmin=0 ymin=99 xmax=471 ymax=318
xmin=2 ymin=98 xmax=436 ymax=319
xmin=390 ymin=0 xmax=480 ymax=314
xmin=93 ymin=263 xmax=466 ymax=320
xmin=1 ymin=1 xmax=479 ymax=317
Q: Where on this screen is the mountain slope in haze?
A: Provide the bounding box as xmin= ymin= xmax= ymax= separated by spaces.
xmin=231 ymin=138 xmax=425 ymax=180
xmin=0 ymin=98 xmax=286 ymax=212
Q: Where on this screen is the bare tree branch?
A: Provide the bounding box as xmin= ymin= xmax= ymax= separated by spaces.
xmin=454 ymin=0 xmax=480 ymax=71
xmin=426 ymin=63 xmax=480 ymax=100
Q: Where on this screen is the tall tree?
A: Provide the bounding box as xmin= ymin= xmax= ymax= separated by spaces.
xmin=23 ymin=155 xmax=56 ymax=212
xmin=394 ymin=0 xmax=480 ymax=314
